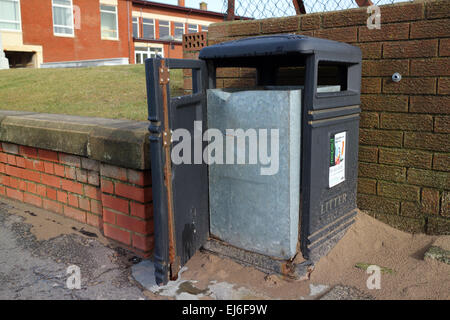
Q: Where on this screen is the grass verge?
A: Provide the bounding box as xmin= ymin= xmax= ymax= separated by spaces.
xmin=0 ymin=64 xmax=183 ymax=121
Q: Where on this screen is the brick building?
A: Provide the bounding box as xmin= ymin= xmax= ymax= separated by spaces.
xmin=131 ymin=0 xmax=226 ymax=64
xmin=0 ymin=0 xmax=227 ymax=68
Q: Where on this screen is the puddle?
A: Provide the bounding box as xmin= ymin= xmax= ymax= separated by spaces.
xmin=142 ymin=266 xmax=270 ymax=300
xmin=309 ymin=284 xmax=329 ymax=296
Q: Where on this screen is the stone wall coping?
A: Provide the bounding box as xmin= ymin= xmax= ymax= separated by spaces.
xmin=0 ymin=111 xmax=150 ymax=170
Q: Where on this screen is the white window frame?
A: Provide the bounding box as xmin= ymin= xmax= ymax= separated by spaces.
xmin=158 ymin=20 xmax=170 ymax=40
xmin=0 ymin=0 xmax=22 ymax=32
xmin=187 ymin=23 xmax=198 ymax=34
xmin=132 ymin=16 xmax=139 ymax=38
xmin=134 ymin=45 xmax=163 ymax=64
xmin=148 ymin=46 xmax=163 ymax=58
xmin=173 ymin=22 xmax=184 ymax=41
xmin=100 ymin=4 xmax=119 ymax=40
xmin=52 ymin=0 xmax=74 ymax=37
xmin=142 ymin=18 xmax=154 ymax=39
xmin=201 ymin=25 xmax=208 ymax=32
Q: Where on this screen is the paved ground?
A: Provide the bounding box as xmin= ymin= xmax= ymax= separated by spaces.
xmin=0 ymin=198 xmax=369 ymax=300
xmin=1 ymin=197 xmax=447 ymax=300
xmin=0 ymin=199 xmax=147 ymax=300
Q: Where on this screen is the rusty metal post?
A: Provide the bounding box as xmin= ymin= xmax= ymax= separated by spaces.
xmin=226 ymin=0 xmax=235 ymax=21
xmin=158 ymin=61 xmax=179 ymax=280
xmin=292 ymin=0 xmax=306 ymax=14
xmin=355 ymin=0 xmax=373 ymax=7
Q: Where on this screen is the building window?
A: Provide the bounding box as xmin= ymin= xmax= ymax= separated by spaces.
xmin=188 ymin=24 xmax=198 ymax=33
xmin=158 ymin=20 xmax=170 ymax=40
xmin=100 ymin=4 xmax=118 ymax=40
xmin=142 ymin=18 xmax=154 ymax=39
xmin=201 ymin=25 xmax=208 ymax=32
xmin=135 ymin=46 xmax=163 ymax=64
xmin=132 ymin=17 xmax=139 ymax=38
xmin=0 ymin=0 xmax=21 ymax=31
xmin=174 ymin=22 xmax=184 ymax=41
xmin=52 ymin=0 xmax=74 ymax=36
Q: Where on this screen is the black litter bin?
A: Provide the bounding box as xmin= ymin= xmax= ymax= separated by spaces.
xmin=146 ymin=34 xmax=362 ymax=285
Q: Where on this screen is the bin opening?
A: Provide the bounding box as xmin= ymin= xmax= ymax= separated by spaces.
xmin=215 ymin=64 xmax=346 ymax=93
xmin=317 ymin=62 xmax=348 ymax=92
xmin=276 ymin=66 xmax=306 ymax=86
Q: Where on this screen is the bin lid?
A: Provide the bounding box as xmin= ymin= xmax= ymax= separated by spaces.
xmin=199 ymin=34 xmax=361 ymax=63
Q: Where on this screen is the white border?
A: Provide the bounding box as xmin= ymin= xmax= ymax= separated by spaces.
xmin=132 ymin=16 xmax=139 ymax=38
xmin=142 ymin=17 xmax=155 ymax=39
xmin=134 ymin=43 xmax=164 ymax=63
xmin=173 ymin=21 xmax=184 ymax=41
xmin=131 ymin=11 xmax=213 ymax=26
xmin=0 ymin=0 xmax=22 ymax=32
xmin=187 ymin=23 xmax=198 ymax=33
xmin=100 ymin=3 xmax=119 ymax=41
xmin=158 ymin=19 xmax=170 ymax=40
xmin=52 ymin=0 xmax=74 ymax=37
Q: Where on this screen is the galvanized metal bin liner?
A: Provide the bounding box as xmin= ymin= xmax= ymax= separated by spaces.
xmin=207 ymin=87 xmax=301 ymax=260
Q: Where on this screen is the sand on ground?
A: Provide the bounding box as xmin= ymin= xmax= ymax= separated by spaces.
xmin=180 ymin=211 xmax=450 ymax=300
xmin=3 ymin=195 xmax=449 ymax=300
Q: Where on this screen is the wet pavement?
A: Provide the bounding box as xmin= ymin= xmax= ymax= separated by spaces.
xmin=0 ymin=199 xmax=147 ymax=300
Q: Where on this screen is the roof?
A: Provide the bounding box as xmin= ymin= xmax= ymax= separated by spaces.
xmin=131 ymin=0 xmax=248 ymax=20
xmin=199 ymin=34 xmax=361 ymax=63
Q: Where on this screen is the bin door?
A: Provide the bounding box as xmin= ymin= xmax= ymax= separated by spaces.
xmin=145 ymin=57 xmax=209 ymax=285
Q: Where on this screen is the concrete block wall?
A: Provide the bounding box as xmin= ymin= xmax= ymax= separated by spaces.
xmin=184 ymin=0 xmax=449 ymax=234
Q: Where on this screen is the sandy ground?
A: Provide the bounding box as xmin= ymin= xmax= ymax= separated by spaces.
xmin=1 ymin=195 xmax=448 ymax=300
xmin=176 ymin=211 xmax=450 ymax=300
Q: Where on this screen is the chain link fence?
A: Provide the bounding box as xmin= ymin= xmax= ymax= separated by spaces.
xmin=222 ymin=0 xmax=413 ymax=19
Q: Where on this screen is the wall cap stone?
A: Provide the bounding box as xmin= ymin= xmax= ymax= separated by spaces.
xmin=0 ymin=111 xmax=150 ymax=170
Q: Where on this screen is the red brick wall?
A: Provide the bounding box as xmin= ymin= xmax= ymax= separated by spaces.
xmin=164 ymin=42 xmax=183 ymax=59
xmin=21 ymin=0 xmax=131 ymax=63
xmin=130 ymin=3 xmax=223 ymax=61
xmin=19 ymin=0 xmax=223 ymax=64
xmin=0 ymin=142 xmax=153 ymax=256
xmin=186 ymin=0 xmax=450 ymax=234
xmin=132 ymin=2 xmax=223 ymax=26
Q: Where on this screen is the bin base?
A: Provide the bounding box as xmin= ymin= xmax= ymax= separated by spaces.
xmin=305 ymin=210 xmax=357 ymax=262
xmin=202 ymin=210 xmax=357 ymax=279
xmin=202 ymin=238 xmax=315 ymax=280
